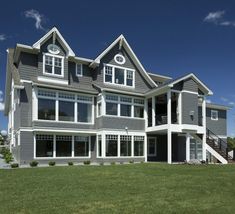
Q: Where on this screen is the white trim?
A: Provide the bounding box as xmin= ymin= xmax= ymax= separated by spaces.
xmin=43 ymin=53 xmax=64 ymax=78
xmin=186 ymin=133 xmax=190 ymax=161
xmin=76 ymin=63 xmax=83 ymax=77
xmin=205 ymin=143 xmax=228 ymax=164
xmin=167 ymin=129 xmax=172 ymax=164
xmin=37 ymin=76 xmax=68 ymax=85
xmin=90 ymin=34 xmax=157 ymax=87
xmin=33 ymin=27 xmax=75 ymax=57
xmin=147 ymin=137 xmax=157 ymax=157
xmin=103 ymin=63 xmax=135 ymax=88
xmin=181 ymin=90 xmax=198 ymax=95
xmin=20 ymin=80 xmax=33 ymax=84
xmin=114 ymin=54 xmax=126 ymax=65
xmin=211 ymin=110 xmax=218 ymax=121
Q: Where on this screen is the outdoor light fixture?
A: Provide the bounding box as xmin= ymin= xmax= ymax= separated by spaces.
xmin=189 ymin=111 xmax=194 ymax=120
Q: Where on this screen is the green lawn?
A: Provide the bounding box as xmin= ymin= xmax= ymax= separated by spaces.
xmin=1 ymin=163 xmax=235 ymax=214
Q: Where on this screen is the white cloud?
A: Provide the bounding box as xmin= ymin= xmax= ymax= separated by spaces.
xmin=206 ymin=99 xmax=212 ymax=104
xmin=229 ymin=102 xmax=235 ymax=106
xmin=220 ymin=97 xmax=228 ymax=102
xmin=0 ymin=34 xmax=6 ymax=41
xmin=24 ymin=9 xmax=46 ymax=31
xmin=204 ymin=11 xmax=225 ymax=23
xmin=204 ymin=10 xmax=235 ymax=27
xmin=0 ymin=91 xmax=3 ymax=102
xmin=0 ymin=102 xmax=4 ymax=111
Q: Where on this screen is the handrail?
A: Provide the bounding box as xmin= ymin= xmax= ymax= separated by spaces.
xmin=206 ymin=128 xmax=232 ymax=160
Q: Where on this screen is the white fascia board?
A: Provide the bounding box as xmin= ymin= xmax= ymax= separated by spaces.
xmin=33 ymin=27 xmax=75 ymax=57
xmin=102 ymin=88 xmax=144 ymax=97
xmin=148 ymin=72 xmax=172 ymax=80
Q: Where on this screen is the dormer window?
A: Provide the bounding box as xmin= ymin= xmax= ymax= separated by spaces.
xmin=76 ymin=63 xmax=83 ymax=77
xmin=104 ymin=64 xmax=135 ymax=87
xmin=43 ymin=53 xmax=64 ymax=77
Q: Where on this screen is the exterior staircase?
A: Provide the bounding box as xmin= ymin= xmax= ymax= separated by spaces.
xmin=206 ymin=128 xmax=233 ymax=164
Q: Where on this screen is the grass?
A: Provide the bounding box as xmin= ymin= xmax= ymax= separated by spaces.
xmin=1 ymin=163 xmax=235 ymax=214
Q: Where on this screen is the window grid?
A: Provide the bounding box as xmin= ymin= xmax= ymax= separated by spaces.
xmin=120 ymin=97 xmax=132 ymax=103
xmin=134 ymin=99 xmax=144 ymax=105
xmin=36 ymin=134 xmax=53 ymax=141
xmin=76 ymin=64 xmax=83 ymax=76
xmin=127 ymin=70 xmax=133 ymax=79
xmin=45 ymin=55 xmax=53 ymax=65
xmin=106 ymin=95 xmax=118 ymax=102
xmin=59 ymin=92 xmax=75 ymax=100
xmin=106 ymin=135 xmax=118 ymax=140
xmin=74 ymin=136 xmax=89 ymax=142
xmin=120 ymin=135 xmax=132 ymax=141
xmin=77 ymin=95 xmax=93 ymax=103
xmin=38 ymin=90 xmax=56 ymax=98
xmin=105 ymin=65 xmax=113 ymax=75
xmin=43 ymin=53 xmax=64 ymax=76
xmin=56 ymin=135 xmax=72 ymax=141
xmin=134 ymin=136 xmax=144 ymax=141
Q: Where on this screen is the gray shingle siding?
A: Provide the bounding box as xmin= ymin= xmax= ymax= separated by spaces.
xmin=20 ymin=131 xmax=34 ymax=164
xmin=182 ymin=92 xmax=198 ymax=125
xmin=183 ymin=78 xmax=198 ymax=92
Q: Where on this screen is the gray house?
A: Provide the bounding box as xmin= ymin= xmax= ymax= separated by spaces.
xmin=4 ymin=27 xmax=230 ymax=165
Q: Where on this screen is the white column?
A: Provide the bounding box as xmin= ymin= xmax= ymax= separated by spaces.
xmin=53 ymin=134 xmax=56 ymax=158
xmin=152 ymin=96 xmax=155 ymax=127
xmin=144 ymin=98 xmax=148 ymax=129
xmin=202 ymin=133 xmax=207 ymax=161
xmin=167 ymin=129 xmax=172 ymax=164
xmin=178 ymin=92 xmax=182 ymax=124
xmin=167 ymin=91 xmax=171 ymax=125
xmin=202 ymin=96 xmax=206 ymax=127
xmin=72 ymin=135 xmax=74 ymax=158
xmin=102 ymin=133 xmax=105 ymax=158
xmin=186 ymin=133 xmax=190 ymax=162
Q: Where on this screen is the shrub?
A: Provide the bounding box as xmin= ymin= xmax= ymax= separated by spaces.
xmin=129 ymin=160 xmax=134 ymax=164
xmin=99 ymin=162 xmax=104 ymax=166
xmin=111 ymin=162 xmax=116 ymax=165
xmin=11 ymin=163 xmax=19 ymax=168
xmin=68 ymin=161 xmax=73 ymax=166
xmin=83 ymin=160 xmax=90 ymax=165
xmin=30 ymin=161 xmax=38 ymax=167
xmin=48 ymin=161 xmax=56 ymax=166
xmin=140 ymin=161 xmax=144 ymax=164
xmin=5 ymin=153 xmax=13 ymax=163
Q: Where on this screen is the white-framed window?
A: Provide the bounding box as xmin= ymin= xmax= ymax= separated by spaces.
xmin=97 ymin=134 xmax=145 ymax=158
xmin=103 ymin=64 xmax=135 ymax=87
xmin=114 ymin=54 xmax=126 ymax=65
xmin=43 ymin=53 xmax=64 ymax=77
xmin=148 ymin=137 xmax=157 ymax=157
xmin=211 ymin=110 xmax=218 ymax=121
xmin=104 ymin=93 xmax=144 ymax=118
xmin=36 ymin=88 xmax=93 ymax=124
xmin=76 ymin=63 xmax=83 ymax=77
xmin=35 ymin=134 xmax=90 ymax=158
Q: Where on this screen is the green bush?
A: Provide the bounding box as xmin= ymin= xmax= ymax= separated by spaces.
xmin=68 ymin=161 xmax=73 ymax=166
xmin=0 ymin=147 xmax=9 ymax=156
xmin=111 ymin=162 xmax=116 ymax=165
xmin=5 ymin=153 xmax=13 ymax=163
xmin=83 ymin=160 xmax=90 ymax=165
xmin=129 ymin=160 xmax=134 ymax=164
xmin=11 ymin=163 xmax=19 ymax=168
xmin=48 ymin=161 xmax=56 ymax=166
xmin=100 ymin=162 xmax=104 ymax=166
xmin=29 ymin=161 xmax=38 ymax=167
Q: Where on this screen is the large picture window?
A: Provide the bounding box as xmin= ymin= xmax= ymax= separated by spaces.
xmin=104 ymin=64 xmax=134 ymax=87
xmin=38 ymin=98 xmax=56 ymax=120
xmin=36 ymin=135 xmax=53 ymax=157
xmin=106 ymin=135 xmax=118 ymax=157
xmin=59 ymin=101 xmax=74 ymax=121
xmin=134 ymin=136 xmax=144 ymax=156
xmin=120 ymin=135 xmax=132 ymax=156
xmin=56 ymin=135 xmax=72 ymax=157
xmin=43 ymin=53 xmax=64 ymax=77
xmin=77 ymin=103 xmax=92 ymax=122
xmin=74 ymin=136 xmax=89 ymax=157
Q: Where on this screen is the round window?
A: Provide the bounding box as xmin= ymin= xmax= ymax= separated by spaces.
xmin=47 ymin=44 xmax=60 ymax=54
xmin=114 ymin=54 xmax=126 ymax=65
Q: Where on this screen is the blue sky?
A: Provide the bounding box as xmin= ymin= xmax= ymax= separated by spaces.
xmin=0 ymin=0 xmax=234 ymax=136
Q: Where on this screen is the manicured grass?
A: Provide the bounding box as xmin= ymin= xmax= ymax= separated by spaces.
xmin=1 ymin=163 xmax=235 ymax=213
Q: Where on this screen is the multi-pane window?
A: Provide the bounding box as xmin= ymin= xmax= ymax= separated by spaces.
xmin=37 ymin=89 xmax=93 ymax=123
xmin=120 ymin=96 xmax=132 ymax=117
xmin=134 ymin=136 xmax=144 ymax=156
xmin=76 ymin=63 xmax=83 ymax=77
xmin=148 ymin=137 xmax=156 ymax=156
xmin=190 ymin=139 xmax=202 ymax=160
xmin=104 ymin=64 xmax=135 ymax=87
xmin=134 ymin=99 xmax=144 ymax=118
xmin=36 ymin=135 xmax=53 ymax=157
xmin=43 ymin=54 xmax=64 ymax=76
xmin=106 ymin=95 xmax=118 ymax=116
xmin=105 ymin=65 xmax=113 ymax=83
xmin=74 ymin=136 xmax=89 ymax=157
xmin=56 ymin=135 xmax=72 ymax=157
xmin=120 ymin=135 xmax=132 ymax=156
xmin=106 ymin=135 xmax=118 ymax=157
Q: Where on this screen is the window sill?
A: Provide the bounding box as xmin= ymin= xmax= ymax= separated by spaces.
xmin=101 ymin=115 xmax=145 ymax=120
xmin=33 ymin=119 xmax=94 ymax=125
xmin=104 ymin=82 xmax=135 ymax=88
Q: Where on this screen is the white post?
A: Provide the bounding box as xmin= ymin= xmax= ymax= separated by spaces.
xmin=202 ymin=133 xmax=207 ymax=161
xmin=144 ymin=133 xmax=148 ymax=162
xmin=178 ymin=92 xmax=182 ymax=124
xmin=167 ymin=130 xmax=172 ymax=164
xmin=102 ymin=133 xmax=105 ymax=158
xmin=186 ymin=133 xmax=190 ymax=162
xmin=202 ymin=96 xmax=206 ymax=127
xmin=167 ymin=90 xmax=171 ymax=125
xmin=144 ymin=98 xmax=148 ymax=129
xmin=152 ymin=96 xmax=155 ymax=127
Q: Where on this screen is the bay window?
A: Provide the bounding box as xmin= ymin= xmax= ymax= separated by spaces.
xmin=106 ymin=135 xmax=118 ymax=157
xmin=43 ymin=53 xmax=64 ymax=77
xmin=38 ymin=98 xmax=56 ymax=120
xmin=106 ymin=95 xmax=118 ymax=116
xmin=36 ymin=135 xmax=53 ymax=157
xmin=120 ymin=97 xmax=132 ymax=117
xmin=56 ymin=135 xmax=72 ymax=157
xmin=59 ymin=100 xmax=74 ymax=121
xmin=74 ymin=136 xmax=89 ymax=157
xmin=134 ymin=99 xmax=144 ymax=118
xmin=120 ymin=135 xmax=132 ymax=156
xmin=104 ymin=64 xmax=135 ymax=87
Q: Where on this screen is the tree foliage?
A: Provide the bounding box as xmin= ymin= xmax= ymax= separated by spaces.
xmin=227 ymin=137 xmax=235 ymax=151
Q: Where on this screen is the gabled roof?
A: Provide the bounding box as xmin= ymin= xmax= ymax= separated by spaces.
xmin=145 ymin=73 xmax=213 ymax=96
xmin=89 ymin=34 xmax=157 ymax=88
xmin=33 ymin=27 xmax=75 ymax=57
